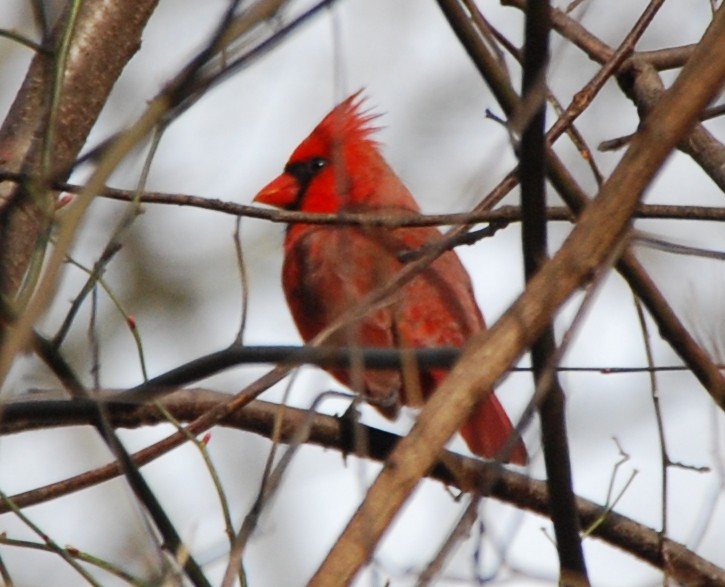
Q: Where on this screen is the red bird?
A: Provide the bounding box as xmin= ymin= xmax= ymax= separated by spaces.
xmin=253 ymin=93 xmax=527 ymax=464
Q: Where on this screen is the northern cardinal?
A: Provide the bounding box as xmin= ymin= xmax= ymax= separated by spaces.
xmin=253 ymin=93 xmax=527 ymax=464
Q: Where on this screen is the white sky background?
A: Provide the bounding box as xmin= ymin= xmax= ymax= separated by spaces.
xmin=1 ymin=0 xmax=725 ymax=585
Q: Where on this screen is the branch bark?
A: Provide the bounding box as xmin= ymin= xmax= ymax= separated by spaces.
xmin=446 ymin=0 xmax=725 ymax=410
xmin=0 ymin=0 xmax=160 ymax=299
xmin=619 ymin=58 xmax=725 ymax=191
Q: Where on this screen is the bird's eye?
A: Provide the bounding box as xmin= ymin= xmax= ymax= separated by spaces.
xmin=285 ymin=157 xmax=328 ymax=185
xmin=309 ymin=157 xmax=327 ymax=171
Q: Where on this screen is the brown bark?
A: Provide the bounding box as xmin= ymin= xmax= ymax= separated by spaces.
xmin=0 ymin=0 xmax=160 ymax=299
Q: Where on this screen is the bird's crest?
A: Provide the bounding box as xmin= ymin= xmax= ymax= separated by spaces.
xmin=318 ymin=90 xmax=382 ymax=146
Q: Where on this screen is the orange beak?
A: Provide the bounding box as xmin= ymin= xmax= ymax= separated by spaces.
xmin=253 ymin=172 xmax=300 ymax=209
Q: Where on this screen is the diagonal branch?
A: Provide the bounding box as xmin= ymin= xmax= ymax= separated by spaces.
xmin=619 ymin=58 xmax=725 ymax=191
xmin=441 ymin=0 xmax=725 ymax=409
xmin=307 ymin=9 xmax=725 ymax=585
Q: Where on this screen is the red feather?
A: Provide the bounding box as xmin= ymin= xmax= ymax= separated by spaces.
xmin=254 ymin=93 xmax=527 ymax=465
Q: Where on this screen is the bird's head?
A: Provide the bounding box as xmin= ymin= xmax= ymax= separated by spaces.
xmin=253 ymin=92 xmax=411 ymax=214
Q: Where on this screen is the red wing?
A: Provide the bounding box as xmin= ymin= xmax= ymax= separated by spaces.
xmin=282 ymin=225 xmax=402 ymax=416
xmin=383 ymin=226 xmax=484 ymax=401
xmin=386 ymin=227 xmax=527 ymax=464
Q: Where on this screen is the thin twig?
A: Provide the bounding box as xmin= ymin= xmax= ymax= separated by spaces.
xmin=633 ymin=295 xmax=670 ymax=583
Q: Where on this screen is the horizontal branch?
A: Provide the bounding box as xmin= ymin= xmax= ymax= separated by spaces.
xmin=504 ymin=0 xmax=696 ymax=71
xmin=2 ymin=389 xmax=724 ymax=585
xmin=93 ymin=344 xmax=721 ymax=404
xmin=120 ymin=345 xmax=462 ymax=401
xmin=1 ymin=172 xmax=722 ymax=226
xmin=97 ymin=190 xmax=725 ymax=225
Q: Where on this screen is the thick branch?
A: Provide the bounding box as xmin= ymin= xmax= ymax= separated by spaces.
xmin=446 ymin=0 xmax=725 ymax=409
xmin=0 ymin=0 xmax=159 ymax=298
xmin=2 ymin=391 xmax=724 ymax=586
xmin=619 ymin=59 xmax=725 ymax=191
xmin=307 ymin=9 xmax=725 ymax=585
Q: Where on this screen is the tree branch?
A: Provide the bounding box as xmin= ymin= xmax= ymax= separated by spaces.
xmin=307 ymin=8 xmax=725 ymax=584
xmin=519 ymin=2 xmax=589 ymax=585
xmin=0 ymin=0 xmax=159 ymax=298
xmin=458 ymin=0 xmax=725 ymax=410
xmin=2 ymin=390 xmax=724 ymax=586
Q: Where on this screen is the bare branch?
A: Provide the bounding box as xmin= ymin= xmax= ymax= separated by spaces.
xmin=0 ymin=0 xmax=159 ymax=298
xmin=308 ymin=10 xmax=725 ymax=584
xmin=3 ymin=390 xmax=724 ymax=586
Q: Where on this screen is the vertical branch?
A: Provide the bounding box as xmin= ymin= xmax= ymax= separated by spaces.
xmin=0 ymin=0 xmax=161 ymax=393
xmin=632 ymin=297 xmax=670 ymax=583
xmin=519 ymin=5 xmax=550 ymax=277
xmin=233 ymin=217 xmax=250 ymax=344
xmin=518 ymin=2 xmax=589 ymax=586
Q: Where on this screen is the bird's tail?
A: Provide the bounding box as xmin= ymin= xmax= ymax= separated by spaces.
xmin=459 ymin=393 xmax=528 ymax=465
